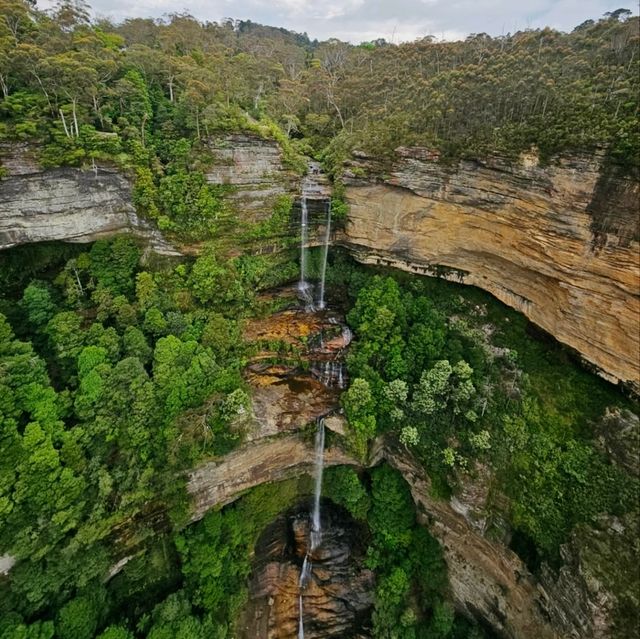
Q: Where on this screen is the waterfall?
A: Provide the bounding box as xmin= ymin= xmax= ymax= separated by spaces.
xmin=298 ymin=196 xmax=314 ymax=310
xmin=310 ymin=417 xmax=325 ymax=550
xmin=298 ymin=594 xmax=304 ymax=639
xmin=317 ymin=200 xmax=332 ymax=310
xmin=298 ymin=418 xmax=326 ymax=638
xmin=299 ymin=555 xmax=312 ymax=587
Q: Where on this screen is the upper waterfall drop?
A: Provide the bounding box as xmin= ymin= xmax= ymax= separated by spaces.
xmin=298 ymin=161 xmax=332 ymax=312
xmin=317 ymin=200 xmax=332 ymax=310
xmin=298 ymin=195 xmax=314 ymax=310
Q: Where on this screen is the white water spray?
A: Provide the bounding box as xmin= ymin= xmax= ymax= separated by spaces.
xmin=310 ymin=418 xmax=325 ymax=550
xmin=317 ymin=200 xmax=332 ymax=310
xmin=298 ymin=594 xmax=304 ymax=639
xmin=298 ymin=196 xmax=314 ymax=310
xmin=297 ymin=418 xmax=326 ymax=638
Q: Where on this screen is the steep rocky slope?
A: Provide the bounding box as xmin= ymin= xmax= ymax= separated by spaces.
xmin=2 ymin=138 xmax=637 ymax=390
xmin=339 ymin=148 xmax=640 ymax=392
xmin=185 ymin=420 xmax=635 ymax=639
xmin=0 ymin=144 xmax=178 ymax=255
xmin=240 ymin=502 xmax=374 ymax=638
xmin=2 ymin=135 xmax=637 ymax=636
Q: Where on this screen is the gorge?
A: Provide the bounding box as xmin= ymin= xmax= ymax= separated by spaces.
xmin=1 ymin=132 xmax=639 ymax=639
xmin=1 ymin=137 xmax=637 ymax=391
xmin=0 ymin=7 xmax=639 ymax=639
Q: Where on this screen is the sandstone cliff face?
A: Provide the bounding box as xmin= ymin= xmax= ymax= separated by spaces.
xmin=187 ymin=432 xmax=355 ymax=521
xmin=381 ymin=440 xmax=640 ymax=639
xmin=0 ymin=144 xmax=179 ymax=255
xmin=0 ymin=135 xmax=300 ymax=253
xmin=340 ymin=150 xmax=640 ymax=392
xmin=186 ymin=419 xmax=635 ymax=639
xmin=204 ymin=134 xmax=300 ymax=221
xmin=380 ymin=444 xmax=559 ymax=639
xmin=3 ymin=138 xmax=636 ymax=394
xmin=539 ymin=512 xmax=639 ymax=639
xmin=187 ymin=428 xmax=544 ymax=639
xmin=241 ymin=502 xmax=374 ymax=638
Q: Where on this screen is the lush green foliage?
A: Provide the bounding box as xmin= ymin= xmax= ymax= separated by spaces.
xmin=0 ymin=3 xmax=638 ymax=636
xmin=0 ymin=2 xmax=637 ymax=190
xmin=364 ymin=465 xmax=490 ymax=639
xmin=330 ymin=255 xmax=638 ymax=564
xmin=175 ymin=479 xmax=305 ymax=626
xmin=323 ymin=466 xmax=370 ymax=520
xmin=0 ymin=234 xmax=298 ymax=632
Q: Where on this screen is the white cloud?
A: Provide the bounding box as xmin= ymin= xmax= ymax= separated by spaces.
xmin=35 ymin=0 xmax=638 ymax=42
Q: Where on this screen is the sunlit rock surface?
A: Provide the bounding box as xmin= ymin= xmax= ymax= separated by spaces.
xmin=340 ymin=149 xmax=640 ymax=392
xmin=3 ymin=137 xmax=637 ymax=392
xmin=243 ymin=301 xmax=348 ymax=437
xmin=187 ymin=434 xmax=355 ymax=522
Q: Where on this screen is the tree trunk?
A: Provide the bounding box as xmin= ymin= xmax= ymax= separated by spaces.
xmin=32 ymin=72 xmax=53 ymax=113
xmin=72 ymin=98 xmax=79 ymax=137
xmin=93 ymin=94 xmax=104 ymax=128
xmin=326 ymin=86 xmax=345 ymax=129
xmin=59 ymin=109 xmax=71 ymax=138
xmin=141 ymin=112 xmax=148 ymax=147
xmin=254 ymin=81 xmax=264 ymax=112
xmin=72 ymin=266 xmax=84 ymax=296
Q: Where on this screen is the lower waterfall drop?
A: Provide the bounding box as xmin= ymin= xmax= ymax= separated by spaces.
xmin=298 ymin=594 xmax=304 ymax=639
xmin=298 ymin=417 xmax=326 ymax=638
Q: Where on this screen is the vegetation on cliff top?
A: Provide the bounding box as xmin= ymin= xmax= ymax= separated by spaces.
xmin=0 ymin=1 xmax=638 ymax=637
xmin=0 ymin=0 xmax=638 ymax=182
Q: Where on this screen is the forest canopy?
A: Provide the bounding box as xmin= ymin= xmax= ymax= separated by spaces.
xmin=0 ymin=2 xmax=639 ymax=638
xmin=0 ymin=0 xmax=638 ymax=174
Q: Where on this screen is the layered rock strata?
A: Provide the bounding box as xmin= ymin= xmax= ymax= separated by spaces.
xmin=340 ymin=150 xmax=640 ymax=392
xmin=204 ymin=133 xmax=300 ymax=221
xmin=0 ymin=144 xmax=178 ymax=255
xmin=3 ymin=138 xmax=637 ymax=391
xmin=187 ymin=424 xmax=636 ymax=639
xmin=240 ymin=502 xmax=374 ymax=638
xmin=381 ymin=444 xmax=557 ymax=639
xmin=187 ymin=432 xmax=355 ymax=522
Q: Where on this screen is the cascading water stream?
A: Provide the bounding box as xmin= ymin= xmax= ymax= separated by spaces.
xmin=298 ymin=196 xmax=314 ymax=310
xmin=317 ymin=200 xmax=332 ymax=310
xmin=298 ymin=418 xmax=326 ymax=638
xmin=310 ymin=418 xmax=325 ymax=550
xmin=298 ymin=594 xmax=304 ymax=639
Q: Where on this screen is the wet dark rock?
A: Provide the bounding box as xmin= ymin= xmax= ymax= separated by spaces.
xmin=240 ymin=500 xmax=374 ymax=638
xmin=595 ymin=409 xmax=640 ymax=477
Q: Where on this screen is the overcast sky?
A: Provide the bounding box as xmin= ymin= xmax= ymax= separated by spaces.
xmin=38 ymin=0 xmax=639 ymax=43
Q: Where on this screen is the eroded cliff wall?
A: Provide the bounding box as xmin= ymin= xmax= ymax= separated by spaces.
xmin=2 ymin=139 xmax=638 ymax=388
xmin=186 ymin=425 xmax=614 ymax=639
xmin=0 ymin=144 xmax=179 ymax=255
xmin=340 ymin=149 xmax=640 ymax=392
xmin=203 ymin=133 xmax=300 ymax=220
